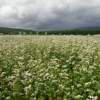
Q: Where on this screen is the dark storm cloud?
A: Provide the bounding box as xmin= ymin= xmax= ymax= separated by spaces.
xmin=0 ymin=0 xmax=100 ymax=30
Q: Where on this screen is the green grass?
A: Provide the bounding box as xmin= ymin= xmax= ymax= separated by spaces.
xmin=0 ymin=35 xmax=100 ymax=100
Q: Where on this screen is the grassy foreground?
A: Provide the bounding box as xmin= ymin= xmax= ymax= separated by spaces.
xmin=0 ymin=35 xmax=100 ymax=100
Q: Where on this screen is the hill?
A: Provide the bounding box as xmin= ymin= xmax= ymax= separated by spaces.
xmin=0 ymin=27 xmax=35 ymax=34
xmin=0 ymin=26 xmax=100 ymax=35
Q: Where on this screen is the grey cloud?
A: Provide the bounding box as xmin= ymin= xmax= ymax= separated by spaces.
xmin=0 ymin=0 xmax=100 ymax=30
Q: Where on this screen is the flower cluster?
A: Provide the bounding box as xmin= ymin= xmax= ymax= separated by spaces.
xmin=0 ymin=35 xmax=100 ymax=100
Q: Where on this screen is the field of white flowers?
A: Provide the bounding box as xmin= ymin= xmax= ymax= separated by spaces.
xmin=0 ymin=35 xmax=100 ymax=100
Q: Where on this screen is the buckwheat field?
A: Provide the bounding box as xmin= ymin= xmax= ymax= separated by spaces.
xmin=0 ymin=35 xmax=100 ymax=100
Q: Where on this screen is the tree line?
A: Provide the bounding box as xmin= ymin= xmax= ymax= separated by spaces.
xmin=0 ymin=27 xmax=100 ymax=35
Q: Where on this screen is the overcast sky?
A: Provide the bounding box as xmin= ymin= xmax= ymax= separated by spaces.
xmin=0 ymin=0 xmax=100 ymax=30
